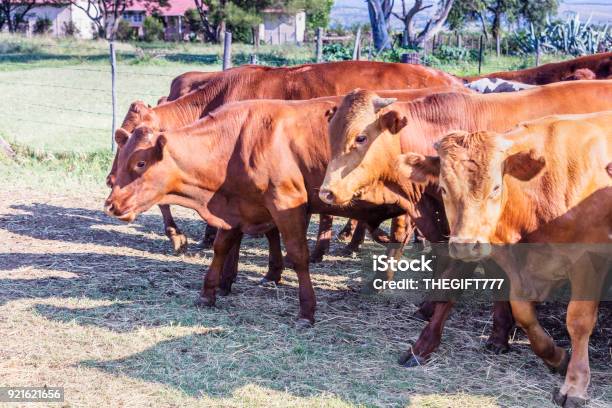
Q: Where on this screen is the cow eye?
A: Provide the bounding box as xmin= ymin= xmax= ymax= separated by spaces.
xmin=439 ymin=186 xmax=447 ymax=195
xmin=136 ymin=161 xmax=146 ymax=169
xmin=490 ymin=184 xmax=501 ymax=198
xmin=355 ymin=135 xmax=367 ymax=145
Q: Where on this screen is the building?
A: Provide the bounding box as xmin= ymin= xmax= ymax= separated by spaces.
xmin=6 ymin=0 xmax=97 ymax=39
xmin=5 ymin=0 xmax=201 ymax=41
xmin=259 ymin=8 xmax=306 ymax=45
xmin=122 ymin=0 xmax=199 ymax=41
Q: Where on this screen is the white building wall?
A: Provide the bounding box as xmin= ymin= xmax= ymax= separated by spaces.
xmin=261 ymin=11 xmax=306 ymax=45
xmin=16 ymin=1 xmax=96 ymax=39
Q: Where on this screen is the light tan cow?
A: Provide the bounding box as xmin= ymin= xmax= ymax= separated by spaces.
xmin=399 ymin=111 xmax=612 ymax=407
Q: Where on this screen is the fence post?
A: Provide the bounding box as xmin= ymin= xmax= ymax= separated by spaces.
xmin=478 ymin=34 xmax=484 ymax=75
xmin=223 ymin=31 xmax=232 ymax=70
xmin=456 ymin=32 xmax=461 ymax=48
xmin=352 ymin=26 xmax=362 ymax=60
xmin=316 ymin=27 xmax=324 ymax=62
xmin=109 ymin=40 xmax=117 ymax=153
xmin=535 ymin=36 xmax=540 ymax=67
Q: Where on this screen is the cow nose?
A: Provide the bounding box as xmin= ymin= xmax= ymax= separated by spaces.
xmin=104 ymin=200 xmax=116 ymax=216
xmin=319 ymin=188 xmax=335 ymax=204
xmin=449 ymin=237 xmax=486 ymax=260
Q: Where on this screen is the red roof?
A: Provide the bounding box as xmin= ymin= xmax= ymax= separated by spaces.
xmin=125 ymin=0 xmax=202 ymax=16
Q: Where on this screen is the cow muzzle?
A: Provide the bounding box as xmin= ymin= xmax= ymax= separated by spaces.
xmin=448 ymin=236 xmax=491 ymax=261
xmin=104 ymin=198 xmax=136 ymax=222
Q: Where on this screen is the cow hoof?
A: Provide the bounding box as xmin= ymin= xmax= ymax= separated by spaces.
xmin=218 ymin=287 xmax=231 ymax=296
xmin=485 ymin=339 xmax=510 ymax=354
xmin=295 ymin=318 xmax=314 ymax=329
xmin=193 ymin=295 xmax=215 ymax=308
xmin=309 ymin=254 xmax=324 ymax=263
xmin=170 ymin=233 xmax=188 ymax=255
xmin=335 ymin=246 xmax=358 ymax=257
xmin=398 ymin=350 xmax=426 ymax=367
xmin=552 ymin=389 xmax=588 ymax=408
xmin=547 ymin=350 xmax=571 ymax=376
xmin=258 ymin=277 xmax=280 ymax=287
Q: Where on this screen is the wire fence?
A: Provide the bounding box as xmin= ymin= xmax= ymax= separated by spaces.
xmin=0 ymin=33 xmax=607 ymax=154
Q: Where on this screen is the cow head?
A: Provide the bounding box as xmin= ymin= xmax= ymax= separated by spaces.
xmin=106 ymin=101 xmax=161 ymax=189
xmin=398 ymin=130 xmax=545 ymax=261
xmin=104 ymin=126 xmax=177 ymax=222
xmin=319 ymin=89 xmax=407 ymax=206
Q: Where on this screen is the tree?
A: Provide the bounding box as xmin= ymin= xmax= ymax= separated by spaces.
xmin=143 ymin=15 xmax=164 ymax=41
xmin=286 ymin=0 xmax=334 ymax=32
xmin=448 ymin=0 xmax=558 ymax=55
xmin=192 ymin=0 xmax=267 ymax=43
xmin=0 ymin=0 xmax=38 ymax=33
xmin=366 ymin=0 xmax=393 ymax=51
xmin=392 ymin=0 xmax=455 ymax=48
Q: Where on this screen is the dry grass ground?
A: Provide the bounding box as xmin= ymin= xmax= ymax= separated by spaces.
xmin=1 ymin=173 xmax=610 ymax=408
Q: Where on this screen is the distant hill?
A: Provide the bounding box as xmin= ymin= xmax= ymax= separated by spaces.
xmin=330 ymin=0 xmax=612 ymax=28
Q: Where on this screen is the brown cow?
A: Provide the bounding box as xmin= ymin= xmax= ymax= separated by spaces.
xmin=318 ymin=80 xmax=612 ymax=365
xmin=110 ymin=61 xmax=463 ymax=254
xmin=103 ymin=98 xmax=433 ymax=328
xmin=464 ymin=52 xmax=612 ymax=84
xmin=399 ymin=112 xmax=612 ymax=407
xmin=151 ymin=69 xmax=248 ymax=250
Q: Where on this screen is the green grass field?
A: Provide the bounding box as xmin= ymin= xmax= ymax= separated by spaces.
xmin=1 ymin=35 xmax=610 ymax=408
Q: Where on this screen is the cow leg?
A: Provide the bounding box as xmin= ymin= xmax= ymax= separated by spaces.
xmin=274 ymin=207 xmax=315 ymax=327
xmin=199 ymin=224 xmax=218 ymax=249
xmin=310 ymin=214 xmax=333 ymax=263
xmin=399 ymin=300 xmax=456 ymax=367
xmin=485 ymin=301 xmax=513 ymax=354
xmin=218 ymin=232 xmax=243 ymax=296
xmin=554 ymin=300 xmax=598 ymax=406
xmin=160 ymin=204 xmax=188 ymax=254
xmin=511 ymin=301 xmax=569 ymax=374
xmin=195 ymin=228 xmax=242 ymax=307
xmin=260 ymin=227 xmax=284 ymax=284
xmin=337 ymin=218 xmax=358 ymax=242
xmin=345 ymin=221 xmax=367 ymax=252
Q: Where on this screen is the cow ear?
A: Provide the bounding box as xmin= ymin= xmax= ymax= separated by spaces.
xmin=115 ymin=128 xmax=130 ymax=147
xmin=379 ymin=111 xmax=408 ymax=135
xmin=155 ymin=135 xmax=167 ymax=160
xmin=503 ymin=149 xmax=545 ymax=181
xmin=396 ymin=153 xmax=440 ymax=184
xmin=325 ymin=106 xmax=338 ymax=122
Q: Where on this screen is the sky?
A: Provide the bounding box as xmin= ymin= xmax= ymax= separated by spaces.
xmin=329 ymin=0 xmax=612 ymax=28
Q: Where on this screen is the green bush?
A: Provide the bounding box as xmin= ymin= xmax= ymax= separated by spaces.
xmin=143 ymin=16 xmax=164 ymax=42
xmin=33 ymin=18 xmax=52 ymax=35
xmin=433 ymin=44 xmax=475 ymax=62
xmin=116 ymin=19 xmax=136 ymax=41
xmin=322 ymin=42 xmax=352 ymax=61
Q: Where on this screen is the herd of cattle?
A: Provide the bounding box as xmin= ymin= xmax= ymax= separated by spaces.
xmin=103 ymin=52 xmax=612 ymax=406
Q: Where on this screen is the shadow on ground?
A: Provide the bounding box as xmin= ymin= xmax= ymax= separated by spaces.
xmin=1 ymin=201 xmax=611 ymax=406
